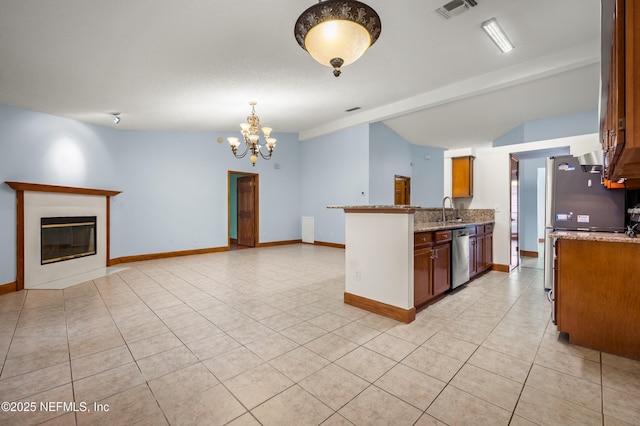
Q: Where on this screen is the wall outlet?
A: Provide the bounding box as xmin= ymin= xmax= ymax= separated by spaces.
xmin=354 ymin=271 xmax=361 ymax=281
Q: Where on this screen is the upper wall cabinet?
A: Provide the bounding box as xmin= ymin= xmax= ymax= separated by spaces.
xmin=602 ymin=0 xmax=640 ymax=185
xmin=452 ymin=156 xmax=474 ymax=198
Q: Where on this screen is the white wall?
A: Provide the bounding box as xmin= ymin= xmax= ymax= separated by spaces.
xmin=345 ymin=212 xmax=413 ymax=309
xmin=445 ymin=133 xmax=600 ymax=267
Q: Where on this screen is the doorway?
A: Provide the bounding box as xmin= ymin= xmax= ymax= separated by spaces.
xmin=394 ymin=175 xmax=411 ymax=205
xmin=228 ymin=171 xmax=259 ymax=249
xmin=510 ymin=155 xmax=520 ymax=270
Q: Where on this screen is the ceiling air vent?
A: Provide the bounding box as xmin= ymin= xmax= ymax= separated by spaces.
xmin=435 ymin=0 xmax=478 ymax=19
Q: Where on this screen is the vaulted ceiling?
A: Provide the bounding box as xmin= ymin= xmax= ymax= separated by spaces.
xmin=0 ymin=0 xmax=601 ymax=149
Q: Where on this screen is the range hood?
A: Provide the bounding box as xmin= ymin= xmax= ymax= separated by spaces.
xmin=576 ymin=150 xmax=603 ymax=174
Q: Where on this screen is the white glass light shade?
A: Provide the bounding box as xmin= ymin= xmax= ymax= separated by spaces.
xmin=262 ymin=127 xmax=272 ymax=137
xmin=266 ymin=138 xmax=276 ymax=147
xmin=249 ymin=134 xmax=259 ymax=143
xmin=227 ymin=137 xmax=240 ymax=147
xmin=240 ymin=123 xmax=251 ymax=131
xmin=304 ymin=20 xmax=372 ymax=67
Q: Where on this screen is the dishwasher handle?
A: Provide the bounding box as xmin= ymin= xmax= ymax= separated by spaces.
xmin=453 ymin=229 xmax=470 ymax=238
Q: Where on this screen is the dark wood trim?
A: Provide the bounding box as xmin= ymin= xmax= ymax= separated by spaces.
xmin=520 ymin=250 xmax=539 ymax=258
xmin=344 ymin=292 xmax=416 ymax=324
xmin=258 ymin=239 xmax=302 ymax=247
xmin=109 ymin=246 xmax=229 ymax=265
xmin=314 ymin=241 xmax=346 ymax=249
xmin=16 ymin=190 xmax=24 ymax=291
xmin=0 ymin=282 xmax=17 ymax=295
xmin=492 ymin=263 xmax=510 ymax=272
xmin=343 ymin=208 xmax=416 ymax=214
xmin=106 ymin=197 xmax=112 ymax=266
xmin=538 ymin=238 xmax=545 ymax=243
xmin=5 ymin=181 xmax=121 ymax=197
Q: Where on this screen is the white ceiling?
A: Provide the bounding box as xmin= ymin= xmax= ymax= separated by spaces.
xmin=0 ymin=0 xmax=601 ymax=149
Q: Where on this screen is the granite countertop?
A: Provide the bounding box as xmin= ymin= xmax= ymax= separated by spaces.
xmin=415 ymin=220 xmax=494 ymax=232
xmin=550 ymin=230 xmax=640 ymax=244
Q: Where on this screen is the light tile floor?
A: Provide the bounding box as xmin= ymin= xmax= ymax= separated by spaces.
xmin=0 ymin=245 xmax=638 ymax=425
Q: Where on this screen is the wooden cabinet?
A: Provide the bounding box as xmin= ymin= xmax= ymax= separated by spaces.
xmin=469 ymin=223 xmax=493 ymax=279
xmin=602 ymin=0 xmax=640 ymax=183
xmin=414 ymin=230 xmax=451 ymax=307
xmin=452 ymin=156 xmax=474 ymax=198
xmin=556 ymin=237 xmax=640 ymax=360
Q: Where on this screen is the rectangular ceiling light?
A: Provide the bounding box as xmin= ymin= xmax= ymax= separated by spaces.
xmin=481 ymin=18 xmax=514 ymax=53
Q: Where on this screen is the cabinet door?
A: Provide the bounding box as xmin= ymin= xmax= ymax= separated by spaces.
xmin=469 ymin=236 xmax=477 ymax=278
xmin=476 ymin=234 xmax=485 ymax=272
xmin=484 ymin=232 xmax=493 ymax=268
xmin=432 ymin=243 xmax=451 ymax=296
xmin=452 ymin=156 xmax=474 ymax=198
xmin=414 ymin=246 xmax=434 ymax=306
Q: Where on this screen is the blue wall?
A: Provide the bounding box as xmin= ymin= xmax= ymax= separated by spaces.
xmin=410 ymin=144 xmax=446 ymax=207
xmin=519 ymin=157 xmax=546 ymax=253
xmin=494 ymin=109 xmax=598 ymax=147
xmin=368 ymin=122 xmax=445 ymax=207
xmin=300 ymin=124 xmax=370 ymax=245
xmin=0 ymin=104 xmax=301 ymax=284
xmin=0 ymin=104 xmax=448 ymax=284
xmin=369 ymin=122 xmax=413 ymax=205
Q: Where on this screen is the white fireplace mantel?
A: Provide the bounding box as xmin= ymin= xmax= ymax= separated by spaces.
xmin=5 ymin=182 xmax=121 ymax=291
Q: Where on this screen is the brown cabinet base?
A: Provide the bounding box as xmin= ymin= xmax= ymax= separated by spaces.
xmin=414 ymin=230 xmax=451 ymax=308
xmin=556 ymin=238 xmax=640 ymax=361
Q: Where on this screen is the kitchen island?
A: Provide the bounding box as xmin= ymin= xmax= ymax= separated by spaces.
xmin=331 ymin=205 xmax=494 ymax=323
xmin=552 ymin=230 xmax=640 ymax=360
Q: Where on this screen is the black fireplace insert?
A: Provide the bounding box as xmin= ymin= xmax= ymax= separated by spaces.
xmin=41 ymin=216 xmax=97 ymax=265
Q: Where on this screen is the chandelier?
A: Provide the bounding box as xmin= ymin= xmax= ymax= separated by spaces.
xmin=227 ymin=102 xmax=276 ymax=166
xmin=294 ymin=0 xmax=382 ymax=77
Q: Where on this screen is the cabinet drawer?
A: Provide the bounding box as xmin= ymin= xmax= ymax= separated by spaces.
xmin=484 ymin=223 xmax=494 ymax=233
xmin=414 ymin=232 xmax=434 ymax=247
xmin=476 ymin=225 xmax=485 ymax=235
xmin=435 ymin=230 xmax=452 ymax=243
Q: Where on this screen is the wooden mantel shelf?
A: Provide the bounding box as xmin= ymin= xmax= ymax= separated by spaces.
xmin=5 ymin=182 xmax=121 ymax=197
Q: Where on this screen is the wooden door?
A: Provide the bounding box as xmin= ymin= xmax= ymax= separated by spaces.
xmin=510 ymin=155 xmax=520 ymax=269
xmin=394 ymin=176 xmax=410 ymax=205
xmin=237 ymin=175 xmax=256 ymax=247
xmin=432 ymin=243 xmax=451 ymax=296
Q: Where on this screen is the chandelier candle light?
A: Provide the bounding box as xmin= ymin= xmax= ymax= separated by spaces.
xmin=227 ymin=102 xmax=276 ymax=166
xmin=294 ymin=0 xmax=382 ymax=77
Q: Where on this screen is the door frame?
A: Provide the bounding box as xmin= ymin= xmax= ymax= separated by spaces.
xmin=228 ymin=170 xmax=259 ymax=248
xmin=509 ymin=155 xmax=520 ymax=271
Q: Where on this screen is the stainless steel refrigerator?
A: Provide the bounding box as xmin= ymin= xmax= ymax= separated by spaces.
xmin=543 ymin=155 xmax=625 ymax=291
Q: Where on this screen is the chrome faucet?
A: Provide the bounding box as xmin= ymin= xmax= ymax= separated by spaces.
xmin=442 ymin=196 xmax=454 ymax=222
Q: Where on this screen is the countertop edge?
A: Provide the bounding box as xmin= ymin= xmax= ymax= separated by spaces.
xmin=415 ymin=221 xmax=494 ymax=232
xmin=550 ymin=230 xmax=639 ymax=244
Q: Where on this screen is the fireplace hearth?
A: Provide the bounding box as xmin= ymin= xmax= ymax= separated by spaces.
xmin=41 ymin=216 xmax=97 ymax=265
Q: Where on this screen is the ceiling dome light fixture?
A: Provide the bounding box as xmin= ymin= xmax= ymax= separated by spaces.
xmin=294 ymin=0 xmax=382 ymax=77
xmin=227 ymin=102 xmax=276 ymax=167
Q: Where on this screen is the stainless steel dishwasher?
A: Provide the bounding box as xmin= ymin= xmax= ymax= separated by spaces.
xmin=451 ymin=229 xmax=470 ymax=289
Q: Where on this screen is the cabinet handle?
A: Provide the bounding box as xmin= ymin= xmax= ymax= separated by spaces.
xmin=422 ymin=237 xmax=426 ymax=242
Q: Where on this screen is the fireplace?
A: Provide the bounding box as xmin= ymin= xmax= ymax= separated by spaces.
xmin=41 ymin=216 xmax=97 ymax=265
xmin=5 ymin=182 xmax=122 ymax=290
